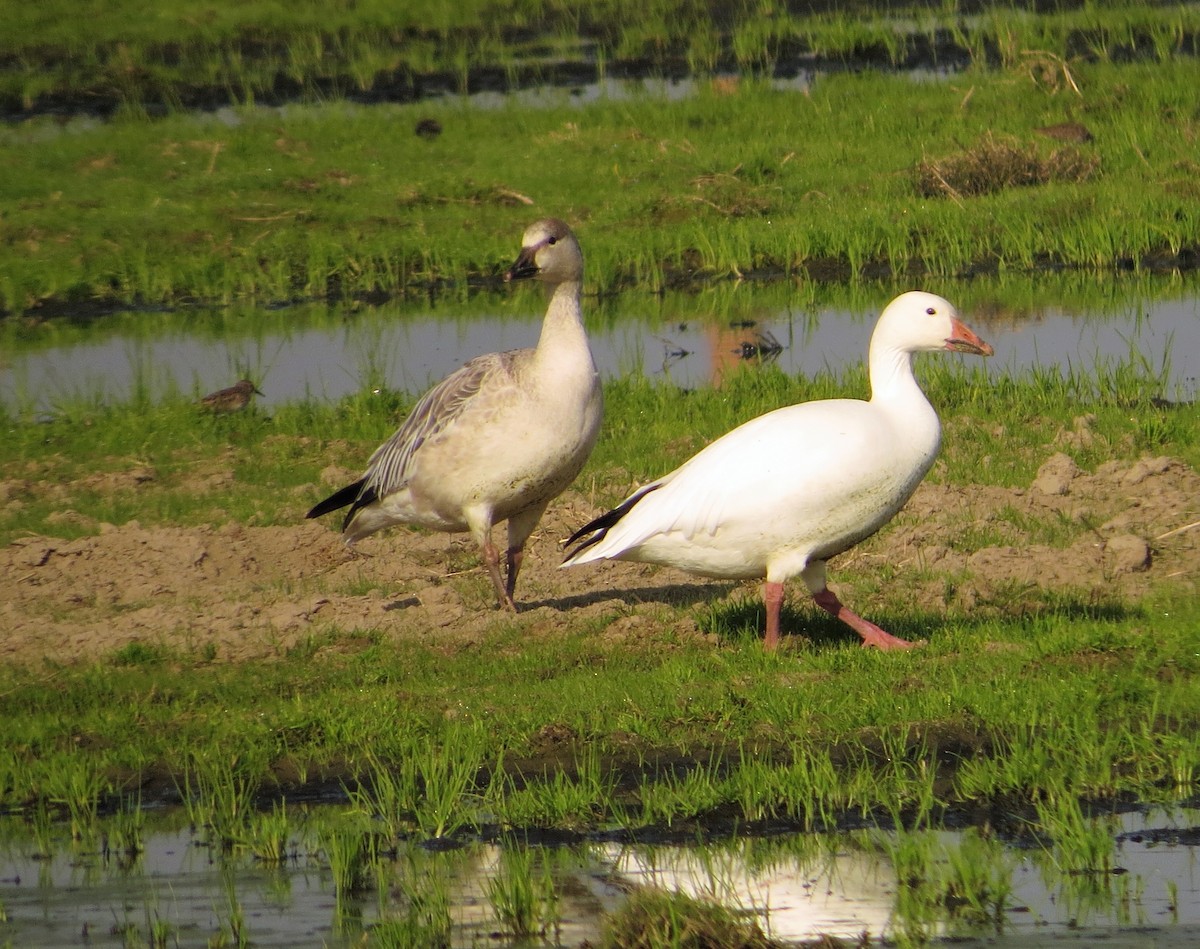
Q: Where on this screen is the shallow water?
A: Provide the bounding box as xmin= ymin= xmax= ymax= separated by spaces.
xmin=1 ymin=805 xmax=1198 ymax=947
xmin=2 ymin=281 xmax=1197 ymax=416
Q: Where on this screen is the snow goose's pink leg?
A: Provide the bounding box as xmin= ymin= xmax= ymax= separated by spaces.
xmin=811 ymin=587 xmax=913 ymax=650
xmin=763 ymin=581 xmax=785 ymax=651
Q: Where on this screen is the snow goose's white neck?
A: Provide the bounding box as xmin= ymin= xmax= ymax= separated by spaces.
xmin=868 ymin=326 xmax=927 ymax=407
xmin=866 ymin=290 xmax=994 ymax=443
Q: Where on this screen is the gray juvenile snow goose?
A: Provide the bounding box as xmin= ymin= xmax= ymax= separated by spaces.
xmin=562 ymin=291 xmax=993 ymax=650
xmin=308 ymin=218 xmax=603 ymax=610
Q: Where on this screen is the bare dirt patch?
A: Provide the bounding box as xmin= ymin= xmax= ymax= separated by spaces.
xmin=1 ymin=452 xmax=1197 ymax=666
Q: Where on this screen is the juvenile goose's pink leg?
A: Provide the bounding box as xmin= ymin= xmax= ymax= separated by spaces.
xmin=811 ymin=588 xmax=913 ymax=650
xmin=481 ymin=540 xmax=517 ymax=611
xmin=500 ymin=507 xmax=542 ymax=612
xmin=505 ymin=545 xmax=524 ymax=605
xmin=762 ymin=581 xmax=785 ymax=651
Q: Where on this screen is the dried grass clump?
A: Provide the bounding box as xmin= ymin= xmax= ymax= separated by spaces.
xmin=914 ymin=132 xmax=1099 ymax=200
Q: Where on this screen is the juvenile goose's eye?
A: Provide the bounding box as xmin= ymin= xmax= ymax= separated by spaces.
xmin=547 ymin=236 xmax=558 ymax=245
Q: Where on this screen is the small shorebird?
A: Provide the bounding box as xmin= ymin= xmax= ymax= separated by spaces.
xmin=414 ymin=117 xmax=443 ymax=139
xmin=200 ymin=379 xmax=263 ymax=413
xmin=562 ymin=291 xmax=994 ymax=651
xmin=308 ymin=218 xmax=603 ymax=610
xmin=1035 ymin=121 xmax=1093 ymax=143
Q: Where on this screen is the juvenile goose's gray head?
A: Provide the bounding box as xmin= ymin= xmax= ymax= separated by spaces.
xmin=504 ymin=218 xmax=583 ymax=285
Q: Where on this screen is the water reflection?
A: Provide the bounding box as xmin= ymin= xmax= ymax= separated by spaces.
xmin=2 ymin=281 xmax=1198 ymax=416
xmin=1 ymin=806 xmax=1198 ymax=947
xmin=602 ymin=836 xmax=900 ymax=942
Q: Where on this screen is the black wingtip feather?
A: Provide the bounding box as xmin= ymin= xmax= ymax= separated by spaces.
xmin=562 ymin=483 xmax=662 ymax=562
xmin=306 ymin=479 xmax=367 ymax=521
xmin=341 ymin=485 xmax=379 ymax=532
xmin=561 ymin=522 xmax=607 ymax=561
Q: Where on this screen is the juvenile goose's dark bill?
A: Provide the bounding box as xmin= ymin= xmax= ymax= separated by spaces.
xmin=504 ymin=248 xmax=540 ymax=282
xmin=945 ymin=318 xmax=995 ymax=357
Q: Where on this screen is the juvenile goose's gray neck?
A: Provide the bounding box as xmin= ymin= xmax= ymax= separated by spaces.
xmin=535 ymin=279 xmax=589 ymax=354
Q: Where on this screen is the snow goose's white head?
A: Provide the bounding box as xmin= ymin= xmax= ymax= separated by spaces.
xmin=504 ymin=218 xmax=583 ymax=286
xmin=873 ymin=290 xmax=994 ymax=357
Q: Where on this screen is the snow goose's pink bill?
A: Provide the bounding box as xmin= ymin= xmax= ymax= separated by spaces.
xmin=562 ymin=291 xmax=993 ymax=651
xmin=945 ymin=320 xmax=994 ymax=357
xmin=309 ymin=219 xmax=603 ymax=611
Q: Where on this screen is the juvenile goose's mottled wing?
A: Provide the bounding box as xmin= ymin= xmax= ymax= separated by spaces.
xmin=362 ymin=350 xmax=521 ymax=499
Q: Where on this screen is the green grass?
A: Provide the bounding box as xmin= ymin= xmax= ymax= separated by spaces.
xmin=2 ymin=797 xmax=1180 ymax=946
xmin=2 ymin=0 xmax=1195 ymax=120
xmin=485 ymin=845 xmax=562 ymax=938
xmin=598 ymin=885 xmax=778 ymax=948
xmin=1 ymin=582 xmax=1197 ymax=832
xmin=884 ymin=827 xmax=1017 ymax=942
xmin=2 ymin=54 xmax=1198 ymax=313
xmin=0 ymin=324 xmax=1185 ymax=544
xmin=1 ymin=0 xmax=1198 ymax=882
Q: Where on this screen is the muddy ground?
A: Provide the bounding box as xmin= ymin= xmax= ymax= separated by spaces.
xmin=1 ymin=444 xmax=1197 ymax=666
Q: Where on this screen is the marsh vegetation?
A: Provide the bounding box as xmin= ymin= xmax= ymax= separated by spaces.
xmin=2 ymin=4 xmax=1199 ymax=314
xmin=2 ymin=0 xmax=1199 ymax=944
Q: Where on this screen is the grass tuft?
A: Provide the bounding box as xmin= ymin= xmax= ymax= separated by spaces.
xmin=914 ymin=132 xmax=1100 ymax=199
xmin=598 ymin=886 xmax=781 ymax=949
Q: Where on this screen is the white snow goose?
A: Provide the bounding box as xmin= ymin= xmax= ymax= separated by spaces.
xmin=309 ymin=218 xmax=603 ymax=610
xmin=562 ymin=290 xmax=993 ymax=650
